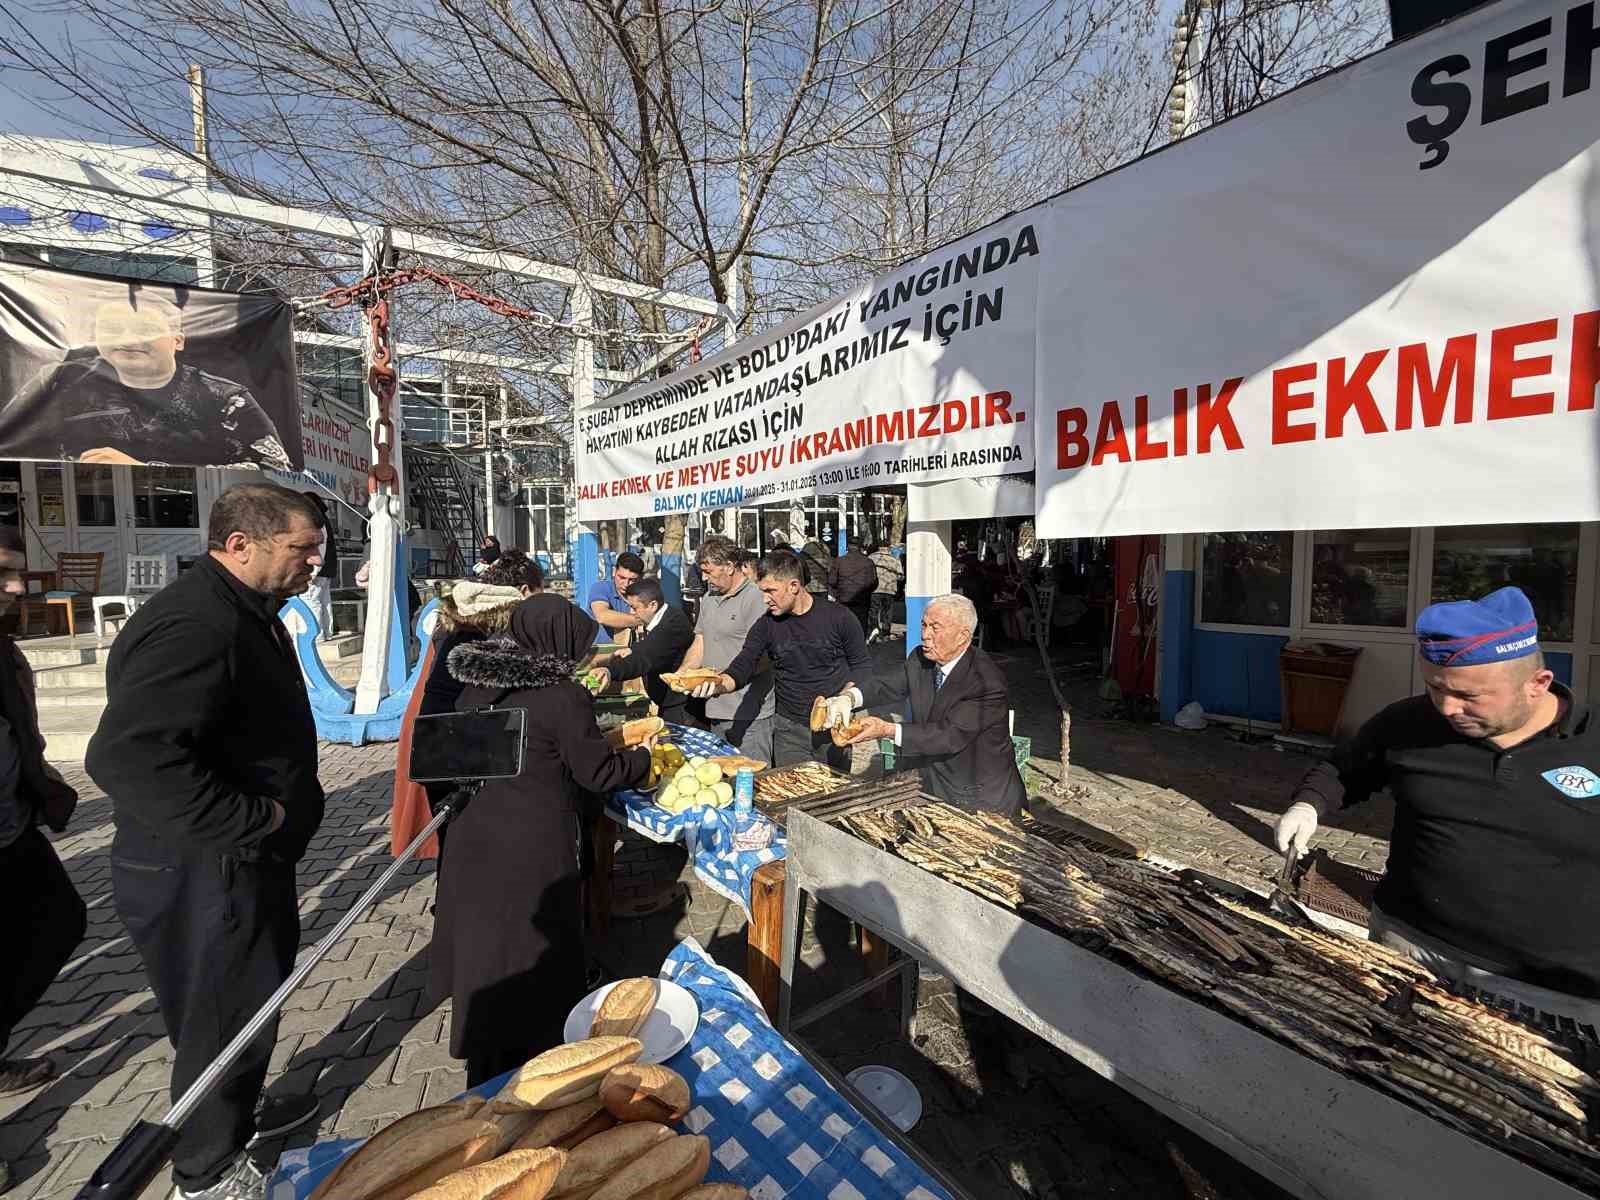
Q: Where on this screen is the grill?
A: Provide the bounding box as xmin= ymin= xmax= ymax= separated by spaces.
xmin=775 ymin=792 xmax=1599 ymax=1200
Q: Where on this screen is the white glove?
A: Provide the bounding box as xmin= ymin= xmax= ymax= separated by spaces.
xmin=690 ymin=678 xmax=723 ymax=699
xmin=1275 ymin=801 xmax=1320 ymax=858
xmin=824 ymin=694 xmax=854 ymax=728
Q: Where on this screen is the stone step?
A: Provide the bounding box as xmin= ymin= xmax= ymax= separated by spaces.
xmin=39 ymin=706 xmax=106 ymax=762
xmin=34 ymin=686 xmax=110 ymax=708
xmin=16 ymin=640 xmax=107 ymax=669
xmin=32 ymin=663 xmax=109 ymax=690
xmin=318 ymin=633 xmax=364 ymax=662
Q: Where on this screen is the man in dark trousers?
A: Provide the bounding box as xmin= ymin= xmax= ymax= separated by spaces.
xmin=86 ymin=483 xmax=326 ymax=1200
xmin=0 ymin=529 xmax=86 ymax=1192
xmin=828 ymin=536 xmax=878 ymax=637
xmin=593 ymin=577 xmax=694 ymax=726
xmin=833 ymin=592 xmax=1025 ymax=817
xmin=693 ymin=549 xmax=870 ymax=770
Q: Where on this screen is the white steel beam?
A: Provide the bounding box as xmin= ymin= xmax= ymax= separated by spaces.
xmin=0 ymin=151 xmax=719 ymax=314
xmin=292 ymin=330 xmax=634 ymax=382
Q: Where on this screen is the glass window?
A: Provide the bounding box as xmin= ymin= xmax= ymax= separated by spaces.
xmin=130 ymin=466 xmax=197 ymax=528
xmin=73 ymin=465 xmax=116 ymax=527
xmin=1431 ymin=523 xmax=1578 ymax=642
xmin=739 ymin=511 xmax=759 ymax=550
xmin=1201 ymin=532 xmax=1294 ymax=626
xmin=1309 ymin=529 xmax=1410 ymax=628
xmin=35 ymin=466 xmax=65 ymax=526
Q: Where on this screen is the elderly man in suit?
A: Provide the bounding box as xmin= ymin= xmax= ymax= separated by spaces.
xmin=828 ymin=592 xmax=1025 ymax=817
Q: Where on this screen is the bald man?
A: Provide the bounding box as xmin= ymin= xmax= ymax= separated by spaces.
xmin=1275 ymin=586 xmax=1600 ymax=1023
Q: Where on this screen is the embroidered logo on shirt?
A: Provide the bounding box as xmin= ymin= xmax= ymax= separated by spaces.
xmin=1541 ymin=766 xmax=1600 ymax=799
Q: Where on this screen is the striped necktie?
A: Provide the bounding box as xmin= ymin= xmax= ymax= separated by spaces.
xmin=934 ymin=665 xmax=947 ymax=691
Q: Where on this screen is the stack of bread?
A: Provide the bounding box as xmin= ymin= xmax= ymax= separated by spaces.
xmin=309 ymin=980 xmax=743 ymax=1200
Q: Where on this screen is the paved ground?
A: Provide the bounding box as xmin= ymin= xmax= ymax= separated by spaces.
xmin=2 ymin=639 xmax=1402 ymax=1200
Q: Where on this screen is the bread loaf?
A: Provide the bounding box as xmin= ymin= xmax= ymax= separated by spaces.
xmin=493 ymin=1038 xmax=644 ymax=1112
xmin=409 ymin=1148 xmax=566 ymax=1200
xmin=598 ymin=1064 xmax=691 ymax=1124
xmin=309 ymin=1102 xmax=489 ymax=1200
xmin=589 ymin=979 xmax=659 ymax=1039
xmin=550 ymin=1111 xmax=617 ymax=1151
xmin=809 ymin=695 xmax=830 ymax=732
xmin=336 ymin=1118 xmax=502 ymax=1200
xmin=511 ymin=1098 xmax=610 ymax=1151
xmin=677 ymin=1187 xmax=749 ymax=1200
xmin=829 ymin=717 xmax=868 ymax=748
xmin=621 ymin=717 xmax=664 ymax=747
xmin=487 ymin=1110 xmax=544 ymax=1156
xmin=586 ymin=1136 xmax=710 ymax=1200
xmin=547 ymin=1123 xmax=674 ymax=1198
xmin=659 ymin=669 xmax=723 ymax=694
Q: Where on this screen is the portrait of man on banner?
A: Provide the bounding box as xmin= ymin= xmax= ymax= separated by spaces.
xmin=0 ymin=261 xmax=304 ymax=470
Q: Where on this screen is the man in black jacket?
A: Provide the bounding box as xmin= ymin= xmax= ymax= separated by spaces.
xmin=595 ymin=577 xmax=694 ymax=727
xmin=833 ymin=592 xmax=1025 ymax=817
xmin=86 ymin=483 xmax=326 ymax=1200
xmin=827 ymin=536 xmax=878 ymax=637
xmin=0 ymin=529 xmax=86 ymax=1191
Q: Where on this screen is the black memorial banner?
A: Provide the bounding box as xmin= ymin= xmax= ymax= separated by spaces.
xmin=0 ymin=260 xmax=304 ymax=470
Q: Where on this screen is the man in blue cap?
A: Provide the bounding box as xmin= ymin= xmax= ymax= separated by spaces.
xmin=1274 ymin=586 xmax=1600 ymax=1023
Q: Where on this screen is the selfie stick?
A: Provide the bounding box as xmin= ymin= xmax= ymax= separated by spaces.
xmin=73 ymin=788 xmax=477 ymax=1200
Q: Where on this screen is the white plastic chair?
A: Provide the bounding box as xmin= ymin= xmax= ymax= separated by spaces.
xmin=93 ymin=554 xmax=171 ymax=637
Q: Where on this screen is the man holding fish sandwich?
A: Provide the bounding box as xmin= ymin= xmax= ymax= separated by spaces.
xmin=822 ymin=592 xmax=1025 ymax=818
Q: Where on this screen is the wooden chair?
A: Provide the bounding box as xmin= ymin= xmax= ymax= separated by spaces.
xmin=20 ymin=552 xmax=105 ymax=638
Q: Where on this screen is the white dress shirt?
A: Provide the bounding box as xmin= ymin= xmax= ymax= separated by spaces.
xmin=849 ymin=646 xmax=967 ymax=747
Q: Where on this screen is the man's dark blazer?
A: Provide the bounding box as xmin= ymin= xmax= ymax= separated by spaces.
xmin=857 ymin=645 xmax=1025 ymax=817
xmin=607 ymin=604 xmax=695 ymax=723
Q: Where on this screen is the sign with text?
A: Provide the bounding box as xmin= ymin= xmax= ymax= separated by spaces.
xmin=1034 ymin=0 xmax=1600 ymax=537
xmin=575 ymin=215 xmax=1039 ymax=519
xmin=269 ymin=396 xmax=371 ymax=513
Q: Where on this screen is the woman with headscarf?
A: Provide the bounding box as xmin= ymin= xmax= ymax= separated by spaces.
xmin=429 ymin=594 xmax=649 ymax=1084
xmin=470 ymin=535 xmax=502 ymax=576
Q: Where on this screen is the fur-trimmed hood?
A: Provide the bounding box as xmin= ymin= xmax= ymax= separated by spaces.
xmin=435 ymin=583 xmax=524 ymax=635
xmin=447 ymin=636 xmax=577 ymax=691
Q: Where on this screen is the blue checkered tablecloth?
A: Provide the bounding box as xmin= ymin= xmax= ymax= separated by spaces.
xmin=267 ymin=939 xmax=952 ymax=1200
xmin=604 ymin=723 xmax=787 ymax=916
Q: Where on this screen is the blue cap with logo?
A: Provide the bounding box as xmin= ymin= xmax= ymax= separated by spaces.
xmin=1415 ymin=586 xmax=1539 ymax=667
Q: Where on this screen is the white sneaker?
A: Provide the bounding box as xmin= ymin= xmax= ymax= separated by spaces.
xmin=173 ymin=1155 xmax=265 ymax=1200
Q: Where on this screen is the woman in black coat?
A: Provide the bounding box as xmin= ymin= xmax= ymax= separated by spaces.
xmin=431 ymin=595 xmax=649 ymax=1085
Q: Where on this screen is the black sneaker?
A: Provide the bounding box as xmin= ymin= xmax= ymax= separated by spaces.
xmin=0 ymin=1057 xmax=54 ymax=1096
xmin=172 ymin=1155 xmax=265 ymax=1200
xmin=250 ymin=1093 xmax=320 ymax=1141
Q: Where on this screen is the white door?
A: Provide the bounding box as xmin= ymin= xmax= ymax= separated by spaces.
xmin=70 ymin=463 xmax=125 ymax=594
xmin=121 ymin=465 xmax=203 ymax=577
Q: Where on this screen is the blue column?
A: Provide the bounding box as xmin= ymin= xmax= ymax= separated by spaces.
xmin=385 ymin=527 xmax=411 ymax=694
xmin=659 ymin=553 xmax=683 ymax=605
xmin=905 ymin=520 xmax=952 ymax=655
xmin=575 ymin=526 xmax=600 ymax=615
xmin=1158 ymin=568 xmax=1196 ymax=723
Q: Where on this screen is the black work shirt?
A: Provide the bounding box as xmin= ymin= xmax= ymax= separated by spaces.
xmin=724 ymin=597 xmax=870 ymax=723
xmin=1298 ymin=683 xmax=1600 ymax=996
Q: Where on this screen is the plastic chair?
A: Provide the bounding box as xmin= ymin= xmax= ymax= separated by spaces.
xmin=92 ymin=554 xmax=170 ymax=637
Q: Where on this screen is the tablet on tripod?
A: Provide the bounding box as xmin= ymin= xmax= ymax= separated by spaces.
xmin=409 ymin=708 xmax=527 ymax=782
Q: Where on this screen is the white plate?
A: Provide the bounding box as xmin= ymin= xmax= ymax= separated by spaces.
xmin=845 ymin=1065 xmax=923 ymax=1132
xmin=563 ymin=979 xmax=699 ymax=1064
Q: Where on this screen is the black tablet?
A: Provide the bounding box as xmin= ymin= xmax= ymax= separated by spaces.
xmin=408 ymin=708 xmax=526 ymax=782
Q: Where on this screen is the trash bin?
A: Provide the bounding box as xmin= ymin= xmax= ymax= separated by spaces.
xmin=1279 ymin=642 xmax=1362 ymax=736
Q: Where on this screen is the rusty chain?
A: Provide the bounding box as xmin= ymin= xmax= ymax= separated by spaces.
xmin=299 ymin=262 xmax=714 ymax=348
xmin=366 ymin=296 xmax=399 ymax=495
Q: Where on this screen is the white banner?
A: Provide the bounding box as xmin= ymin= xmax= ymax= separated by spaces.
xmin=575 ymin=214 xmax=1040 ymax=520
xmin=908 ymin=475 xmax=1035 ymax=522
xmin=1033 ymin=0 xmax=1600 ymax=538
xmin=269 ymin=396 xmax=371 ymax=512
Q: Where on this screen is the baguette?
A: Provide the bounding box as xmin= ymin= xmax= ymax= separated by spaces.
xmin=548 ymin=1123 xmax=674 ymax=1198
xmin=358 ymin=1120 xmax=504 ymax=1200
xmin=808 ymin=695 xmax=830 ymax=732
xmin=586 ymin=1136 xmax=710 ymax=1200
xmin=493 ymin=1038 xmax=644 ymax=1113
xmin=551 ymin=1111 xmax=617 ymax=1151
xmin=309 ymin=1101 xmax=488 ymax=1200
xmin=410 ymin=1149 xmax=566 ymax=1200
xmin=677 ymin=1188 xmax=749 ymax=1200
xmin=512 ymin=1098 xmax=610 ymax=1151
xmin=589 ymin=979 xmax=659 ymax=1039
xmin=598 ymin=1064 xmax=691 ymax=1124
xmin=486 ymin=1110 xmax=544 ymax=1156
xmin=658 ymin=669 xmax=723 ymax=695
xmin=622 ymin=717 xmax=664 ymax=747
